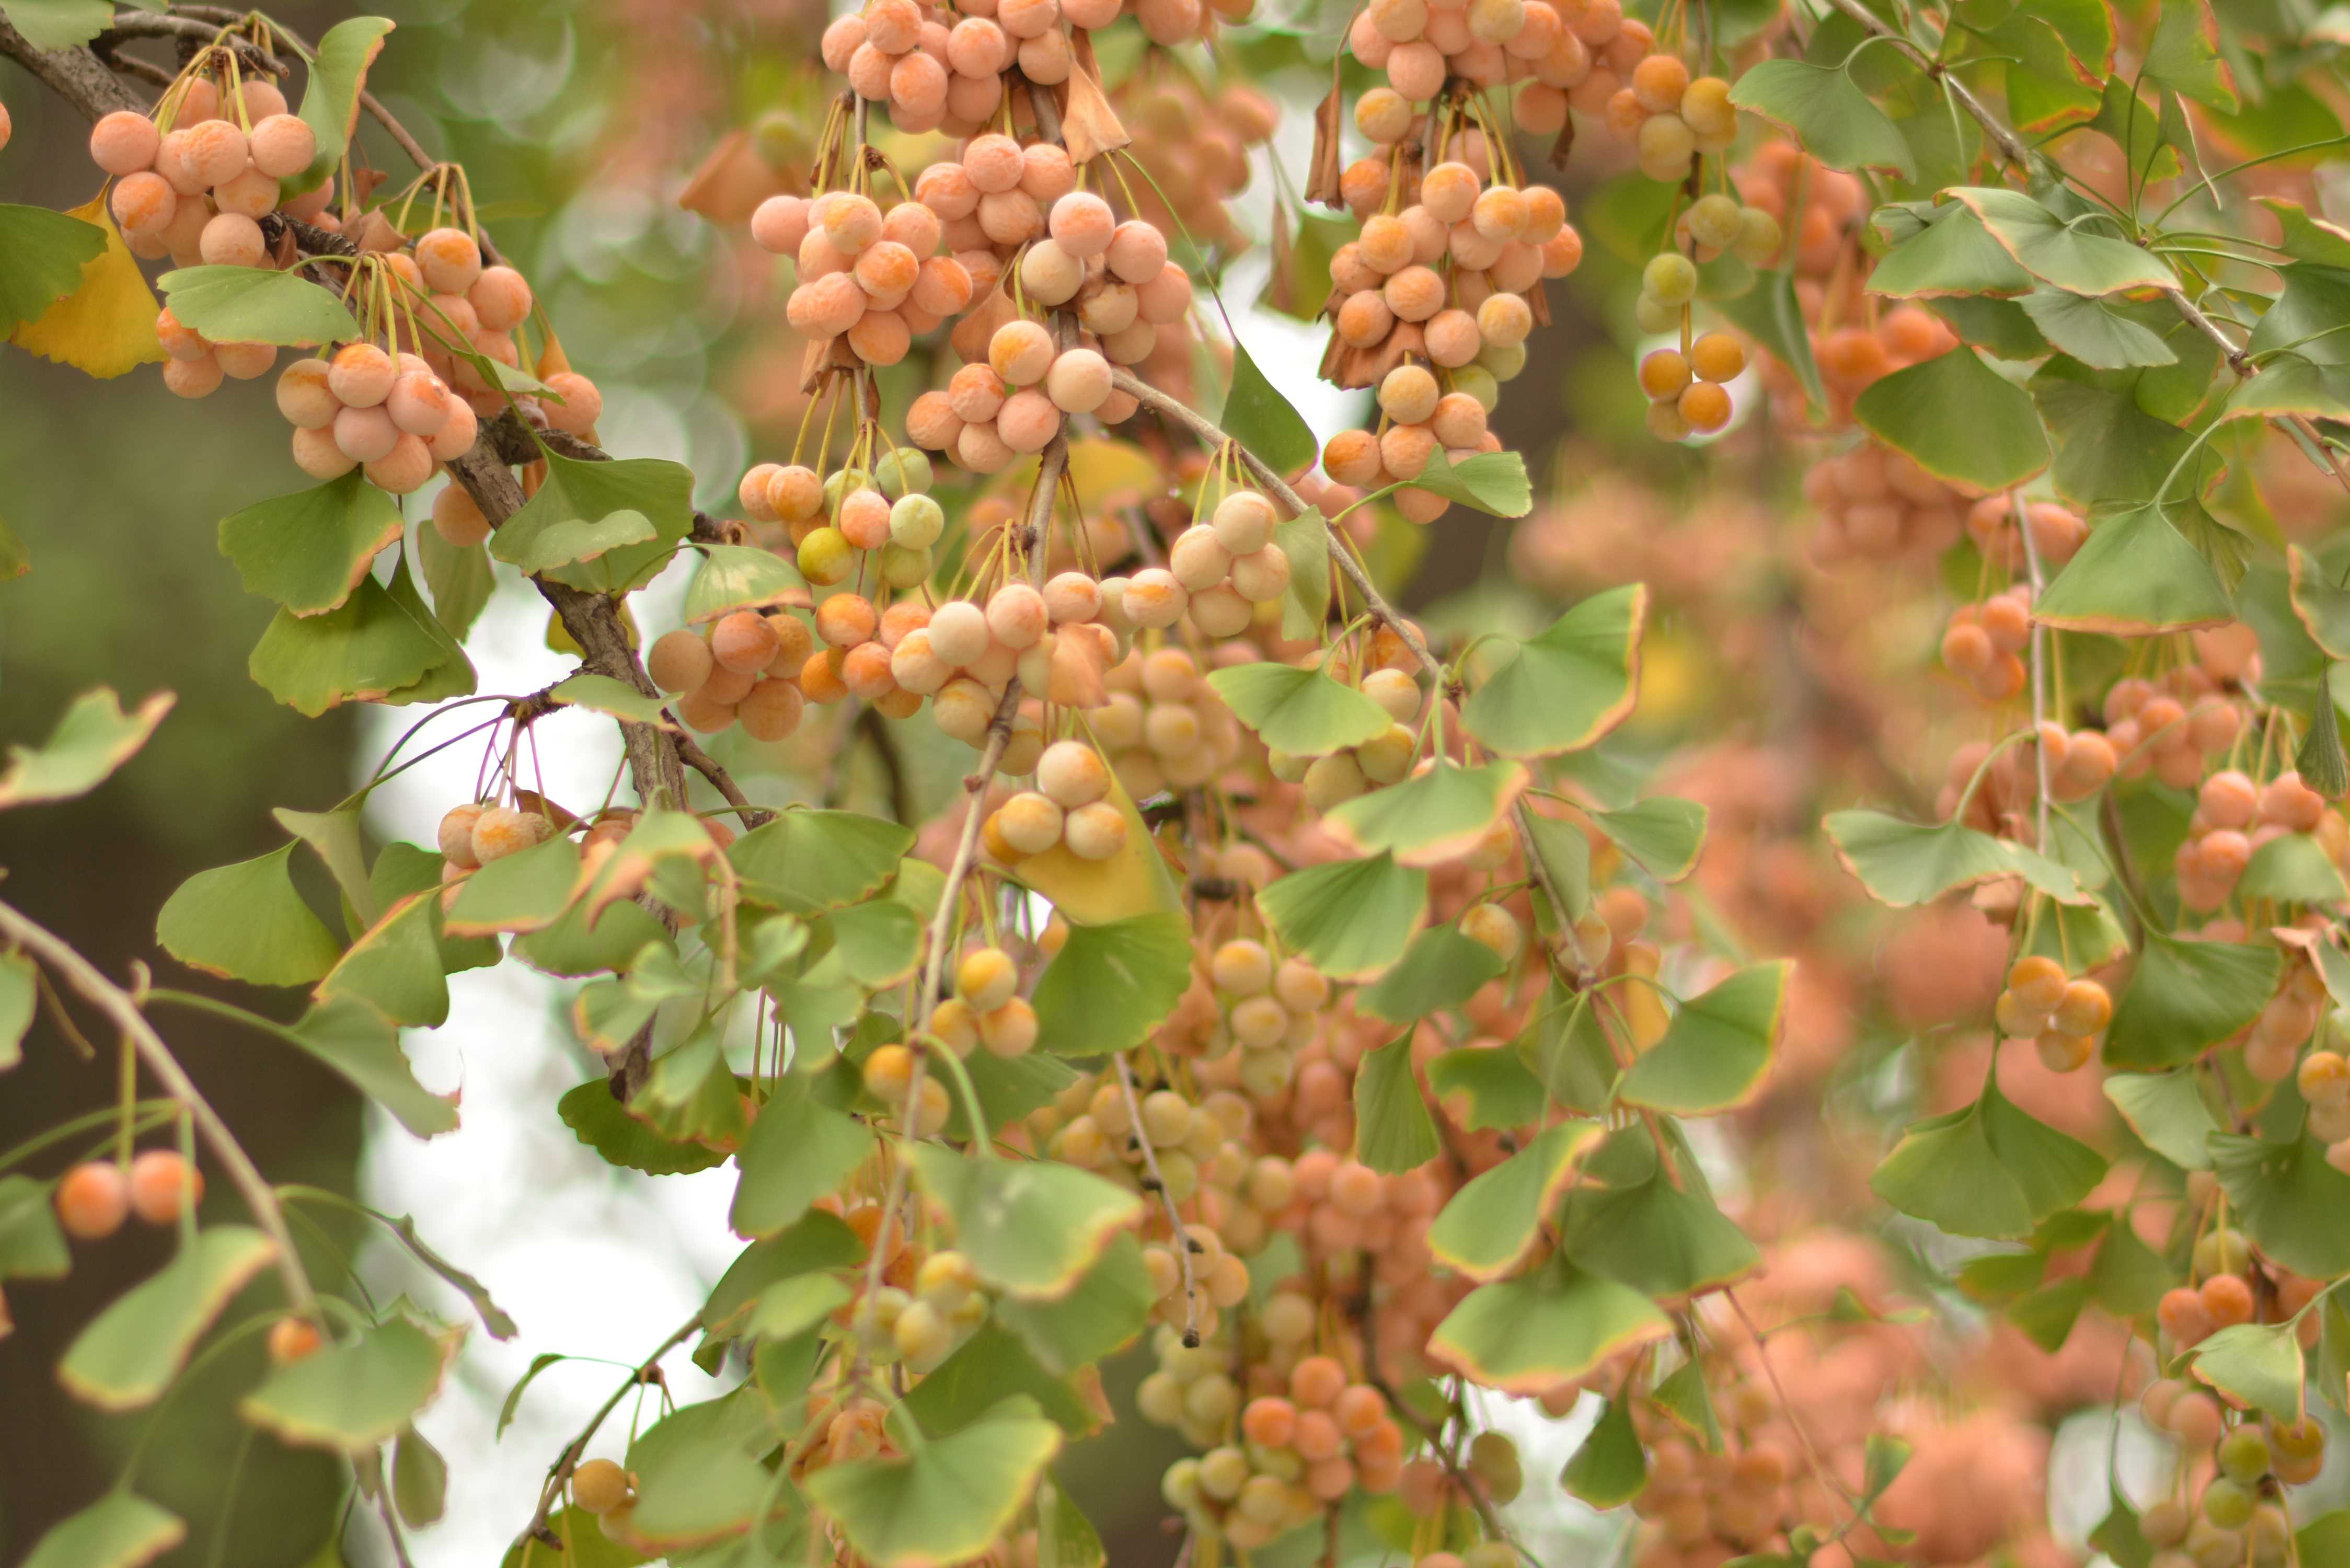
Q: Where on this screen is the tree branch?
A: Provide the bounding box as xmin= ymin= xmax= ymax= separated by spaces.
xmin=0 ymin=899 xmax=319 ymax=1321
xmin=1111 ymin=1051 xmax=1199 ymax=1346
xmin=0 ymin=14 xmax=144 ymax=116
xmin=511 ymin=1314 xmax=699 ymax=1554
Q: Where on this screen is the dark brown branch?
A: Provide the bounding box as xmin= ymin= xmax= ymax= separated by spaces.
xmin=0 ymin=14 xmax=144 ymax=117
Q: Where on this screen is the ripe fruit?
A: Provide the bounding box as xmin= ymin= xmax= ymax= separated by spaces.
xmin=128 ymin=1149 xmax=202 ymax=1224
xmin=267 ymin=1317 xmax=325 ymax=1365
xmin=573 ymin=1458 xmax=631 ymax=1515
xmin=55 ymin=1162 xmax=129 ymax=1240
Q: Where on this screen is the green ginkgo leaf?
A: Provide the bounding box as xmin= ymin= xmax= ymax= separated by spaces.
xmin=2105 ymin=933 xmax=2280 ymax=1070
xmin=1426 ymin=1257 xmax=1671 ymax=1394
xmin=1352 ymin=1033 xmax=1439 ymax=1173
xmin=18 ymin=1492 xmax=185 ymax=1568
xmin=1824 ymin=810 xmax=2093 ymax=907
xmin=910 ymin=1148 xmax=1142 ymax=1300
xmin=1204 ymin=661 xmax=1391 ymax=757
xmin=1030 ymin=912 xmax=1193 ymax=1056
xmin=803 ymin=1396 xmax=1063 ymax=1568
xmin=1460 ymin=586 xmax=1645 ymax=758
xmin=1427 ymin=1120 xmax=1602 ymax=1281
xmin=157 ymin=842 xmax=342 ymax=986
xmin=1618 ymin=961 xmax=1790 ymax=1115
xmin=0 ymin=686 xmax=174 ymax=810
xmin=60 ymin=1228 xmax=278 ymax=1410
xmin=1257 ymin=852 xmax=1429 ymax=979
xmin=1871 ymin=1071 xmax=2107 ymax=1239
xmin=241 ymin=1312 xmax=465 ymax=1454
xmin=1325 ymin=760 xmax=1527 ymax=867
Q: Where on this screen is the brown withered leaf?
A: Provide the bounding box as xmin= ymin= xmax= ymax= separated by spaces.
xmin=1060 ymin=33 xmax=1131 ymax=165
xmin=951 ymin=279 xmax=1020 ymax=365
xmin=1307 ymin=59 xmax=1345 ymax=209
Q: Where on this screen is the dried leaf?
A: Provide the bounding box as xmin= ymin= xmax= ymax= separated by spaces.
xmin=1058 ymin=34 xmax=1130 ymax=166
xmin=1308 ymin=62 xmax=1345 ymax=209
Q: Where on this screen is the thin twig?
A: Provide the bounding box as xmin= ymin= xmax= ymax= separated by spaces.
xmin=1107 ymin=367 xmax=1443 ymax=683
xmin=1815 ymin=0 xmax=2030 ymax=168
xmin=2016 ymin=491 xmax=2053 ymax=850
xmin=1724 ymin=1289 xmax=1859 ymax=1512
xmin=0 ymin=900 xmax=318 ymax=1320
xmin=1111 ymin=1052 xmax=1199 ymax=1346
xmin=512 ymin=1315 xmax=699 ymax=1554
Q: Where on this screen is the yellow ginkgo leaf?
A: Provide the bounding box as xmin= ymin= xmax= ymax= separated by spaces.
xmin=10 ymin=192 xmax=165 ymax=379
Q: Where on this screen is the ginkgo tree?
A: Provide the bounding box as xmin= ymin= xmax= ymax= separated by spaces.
xmin=6 ymin=0 xmax=2350 ymax=1565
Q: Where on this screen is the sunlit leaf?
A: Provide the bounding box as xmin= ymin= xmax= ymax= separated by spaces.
xmin=9 ymin=195 xmax=164 ymax=377
xmin=1204 ymin=661 xmax=1391 ymax=757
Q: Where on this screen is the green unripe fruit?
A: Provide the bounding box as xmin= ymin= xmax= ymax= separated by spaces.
xmin=878 ymin=542 xmax=932 ymax=590
xmin=1161 ymin=1457 xmax=1202 ymax=1511
xmin=797 ymin=525 xmax=854 ymax=586
xmin=874 ymin=447 xmax=932 ymax=499
xmin=822 ymin=467 xmax=851 ymax=512
xmin=1462 ymin=1544 xmax=1516 ymax=1568
xmin=2193 ymin=1226 xmax=2251 ymax=1278
xmin=2217 ymin=1426 xmax=2271 ymax=1483
xmin=889 ymin=492 xmax=945 ymax=548
xmin=1474 ymin=341 xmax=1526 ymax=383
xmin=1450 ymin=364 xmax=1500 ymax=411
xmin=2202 ymin=1475 xmax=2255 ymax=1530
xmin=1687 ymin=192 xmax=1742 ymax=250
xmin=1642 ymin=252 xmax=1698 ymax=306
xmin=1634 ymin=291 xmax=1678 ymax=335
xmin=1733 ymin=205 xmax=1783 ymax=266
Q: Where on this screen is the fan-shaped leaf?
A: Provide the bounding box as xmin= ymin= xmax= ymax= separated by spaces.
xmin=1204 ymin=662 xmax=1390 ymax=757
xmin=1460 ymin=586 xmax=1644 ymax=757
xmin=241 ymin=1311 xmax=464 ymax=1454
xmin=909 ymin=1148 xmax=1142 ymax=1300
xmin=1871 ymin=1071 xmax=2107 ymax=1239
xmin=1031 ymin=911 xmax=1193 ymax=1056
xmin=60 ymin=1227 xmax=277 ymax=1410
xmin=1427 ymin=1120 xmax=1602 ymax=1281
xmin=802 ymin=1396 xmax=1062 ymax=1568
xmin=1257 ymin=852 xmax=1429 ymax=979
xmin=0 ymin=686 xmax=173 ymax=809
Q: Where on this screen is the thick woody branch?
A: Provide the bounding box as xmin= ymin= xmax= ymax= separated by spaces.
xmin=0 ymin=900 xmax=319 ymax=1320
xmin=0 ymin=14 xmax=144 ymax=117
